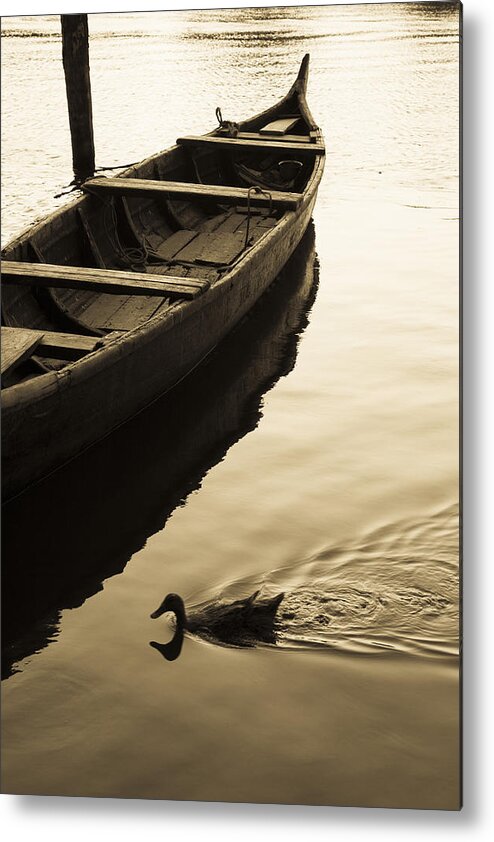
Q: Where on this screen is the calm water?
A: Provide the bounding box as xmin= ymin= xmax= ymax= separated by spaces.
xmin=1 ymin=4 xmax=460 ymax=809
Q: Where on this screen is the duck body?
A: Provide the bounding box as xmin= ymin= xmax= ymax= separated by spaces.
xmin=151 ymin=590 xmax=284 ymax=647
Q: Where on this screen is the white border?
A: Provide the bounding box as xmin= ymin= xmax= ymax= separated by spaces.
xmin=2 ymin=0 xmax=493 ymax=839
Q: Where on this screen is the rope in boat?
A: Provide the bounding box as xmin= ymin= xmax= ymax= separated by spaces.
xmin=82 ymin=179 xmax=166 ymax=271
xmin=81 ymin=183 xmax=149 ymax=271
xmin=103 ymin=199 xmax=150 ymax=271
xmin=53 ymin=183 xmax=81 ymax=199
xmin=53 ymin=161 xmax=138 ymax=199
xmin=215 ymin=107 xmax=239 ymax=138
xmin=95 ymin=162 xmax=138 ymax=172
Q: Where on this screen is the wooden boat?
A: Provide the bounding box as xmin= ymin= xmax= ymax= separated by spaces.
xmin=1 ymin=54 xmax=324 ymax=501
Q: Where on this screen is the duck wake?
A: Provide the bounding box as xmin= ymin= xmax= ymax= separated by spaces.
xmin=190 ymin=504 xmax=459 ymax=659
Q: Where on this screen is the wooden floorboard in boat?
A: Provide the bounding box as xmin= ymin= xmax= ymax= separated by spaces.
xmin=236 ymin=215 xmax=278 ymax=232
xmin=103 ymin=296 xmax=166 ymax=331
xmin=146 ymin=264 xmax=189 ymax=277
xmin=199 ymin=211 xmax=230 ymax=233
xmin=64 ymin=258 xmax=214 ymax=331
xmin=174 ymin=232 xmax=245 ymax=265
xmin=54 ymin=269 xmax=162 ymax=331
xmin=213 ymin=213 xmax=249 ymax=234
xmin=53 ymin=288 xmax=96 ymax=317
xmin=142 ymin=231 xmax=164 ymax=251
xmin=76 ymin=294 xmax=131 ymax=330
xmin=255 ymin=216 xmax=279 ymax=228
xmin=183 ymin=265 xmax=219 ymax=281
xmin=199 ymin=206 xmax=277 ymax=238
xmin=148 ymin=263 xmax=218 ymax=284
xmin=151 ymin=230 xmax=198 ymax=261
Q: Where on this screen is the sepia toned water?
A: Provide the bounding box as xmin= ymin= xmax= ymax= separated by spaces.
xmin=1 ymin=4 xmax=460 ymax=809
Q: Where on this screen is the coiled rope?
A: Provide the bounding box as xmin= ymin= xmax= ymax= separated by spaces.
xmin=215 ymin=107 xmax=239 ymax=138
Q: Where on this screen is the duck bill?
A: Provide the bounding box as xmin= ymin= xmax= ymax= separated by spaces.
xmin=150 ymin=607 xmax=166 ymax=619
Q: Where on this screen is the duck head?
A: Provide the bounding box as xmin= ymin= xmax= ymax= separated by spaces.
xmin=150 ymin=593 xmax=188 ymax=628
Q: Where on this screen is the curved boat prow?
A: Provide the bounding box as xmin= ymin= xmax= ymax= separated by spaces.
xmin=287 ymin=54 xmax=317 ymax=131
xmin=291 ymin=53 xmax=310 ymax=96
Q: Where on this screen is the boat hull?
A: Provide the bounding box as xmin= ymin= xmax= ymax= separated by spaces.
xmin=2 ymin=191 xmax=317 ymax=500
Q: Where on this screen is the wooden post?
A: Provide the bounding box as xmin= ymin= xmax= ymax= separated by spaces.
xmin=61 ymin=14 xmax=95 ymax=184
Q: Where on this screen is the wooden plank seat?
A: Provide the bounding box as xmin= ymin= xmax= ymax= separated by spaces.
xmin=83 ymin=177 xmax=303 ymax=209
xmin=1 ymin=326 xmax=100 ymax=370
xmin=177 ymin=135 xmax=325 ymax=155
xmin=259 ymin=117 xmax=300 ymax=135
xmin=32 ymin=329 xmax=99 ymax=360
xmin=1 ymin=261 xmax=210 ymax=299
xmin=1 ymin=327 xmax=42 ymax=377
xmin=236 ymin=131 xmax=313 ymax=144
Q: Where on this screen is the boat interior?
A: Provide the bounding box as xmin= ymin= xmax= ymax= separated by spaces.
xmin=1 ymin=62 xmax=324 ymax=389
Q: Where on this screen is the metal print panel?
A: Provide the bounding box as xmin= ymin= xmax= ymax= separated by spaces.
xmin=1 ymin=2 xmax=461 ymax=810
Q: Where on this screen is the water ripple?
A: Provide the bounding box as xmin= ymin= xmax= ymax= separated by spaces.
xmin=194 ymin=504 xmax=459 ymax=660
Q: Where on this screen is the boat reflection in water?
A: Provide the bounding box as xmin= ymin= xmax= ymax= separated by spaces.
xmin=2 ymin=224 xmax=319 ymax=679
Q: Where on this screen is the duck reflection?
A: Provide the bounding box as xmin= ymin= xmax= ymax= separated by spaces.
xmin=149 ymin=590 xmax=284 ymax=661
xmin=150 ymin=628 xmax=184 ymax=663
xmin=2 ymin=225 xmax=318 ymax=679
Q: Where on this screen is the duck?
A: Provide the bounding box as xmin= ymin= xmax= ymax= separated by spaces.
xmin=150 ymin=590 xmax=285 ymax=647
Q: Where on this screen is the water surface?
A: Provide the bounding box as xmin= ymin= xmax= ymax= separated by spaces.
xmin=1 ymin=3 xmax=460 ymax=809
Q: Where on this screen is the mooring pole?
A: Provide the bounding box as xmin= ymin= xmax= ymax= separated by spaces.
xmin=61 ymin=14 xmax=95 ymax=184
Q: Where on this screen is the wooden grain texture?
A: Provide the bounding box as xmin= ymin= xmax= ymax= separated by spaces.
xmin=1 ymin=261 xmax=210 ymax=299
xmin=237 ymin=131 xmax=312 ymax=143
xmin=102 ymin=296 xmax=165 ymax=331
xmin=73 ymin=292 xmax=132 ymax=330
xmin=61 ymin=15 xmax=95 ymax=183
xmin=1 ymin=328 xmax=42 ymax=376
xmin=83 ymin=177 xmax=302 ymax=209
xmin=174 ymin=232 xmax=245 ymax=266
xmin=259 ymin=117 xmax=300 ymax=135
xmin=177 ymin=135 xmax=325 ymax=155
xmin=151 ymin=230 xmax=198 ymax=260
xmin=77 ymin=207 xmax=106 ymax=268
xmin=35 ymin=329 xmax=99 ymax=359
xmin=2 ymin=326 xmax=99 ymax=366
